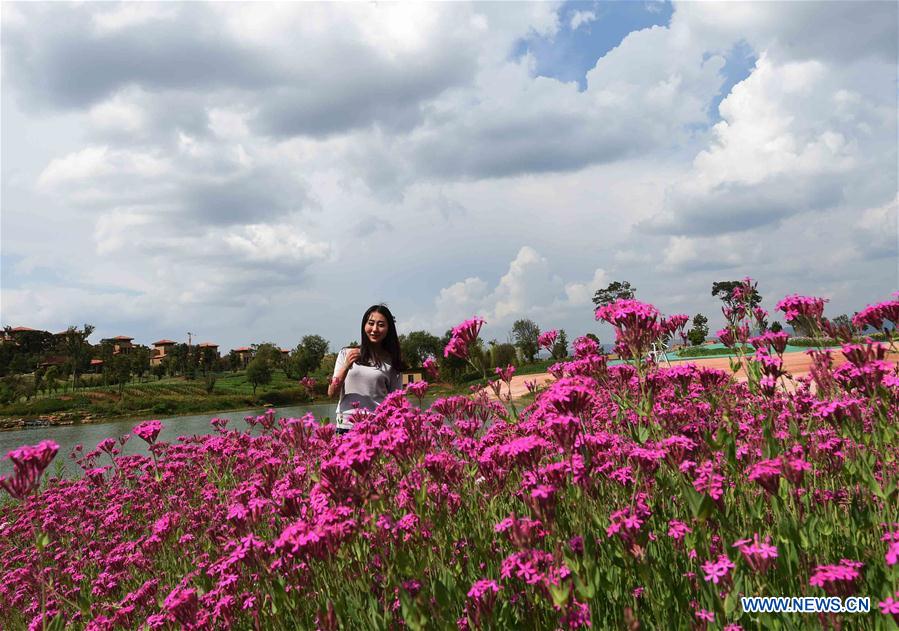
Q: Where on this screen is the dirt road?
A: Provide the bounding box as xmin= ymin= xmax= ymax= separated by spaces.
xmin=488 ymin=349 xmax=899 ymax=400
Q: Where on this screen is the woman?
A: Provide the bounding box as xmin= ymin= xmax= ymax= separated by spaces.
xmin=328 ymin=304 xmax=406 ymax=433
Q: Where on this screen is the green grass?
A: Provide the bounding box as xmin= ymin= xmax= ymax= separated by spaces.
xmin=675 ymin=345 xmax=753 ymax=358
xmin=0 ymin=370 xmax=318 ymax=421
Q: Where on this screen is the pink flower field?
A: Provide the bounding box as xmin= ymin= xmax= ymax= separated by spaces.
xmin=2 ymin=285 xmax=898 ymax=630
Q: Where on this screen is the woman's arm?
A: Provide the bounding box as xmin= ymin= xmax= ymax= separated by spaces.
xmin=328 ymin=348 xmax=360 ymax=398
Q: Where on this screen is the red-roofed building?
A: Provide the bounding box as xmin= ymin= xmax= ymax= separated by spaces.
xmin=197 ymin=342 xmax=220 ymax=360
xmin=2 ymin=326 xmax=47 ymax=344
xmin=231 ymin=346 xmax=254 ymax=368
xmin=100 ymin=336 xmax=134 ymax=355
xmin=150 ymin=339 xmax=178 ymax=366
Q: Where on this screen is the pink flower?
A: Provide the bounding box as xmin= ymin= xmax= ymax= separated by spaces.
xmin=405 ymin=380 xmax=429 ymax=400
xmin=421 ymin=356 xmax=439 ymax=380
xmin=853 ymin=300 xmax=899 ymax=331
xmin=444 ymin=317 xmax=485 ymax=359
xmin=879 ymin=592 xmax=899 ymax=623
xmin=716 ymin=328 xmax=736 ymax=348
xmin=776 ymin=294 xmax=827 ymax=324
xmin=133 ymin=420 xmax=164 ymax=445
xmin=495 ymin=364 xmax=515 ymax=383
xmin=572 ymin=336 xmax=600 ymax=358
xmin=809 ymin=560 xmax=863 ymax=596
xmin=733 ymin=534 xmax=778 ymax=574
xmin=701 ymin=554 xmax=735 ymax=584
xmin=0 ymin=440 xmax=59 ymax=499
xmin=595 ymin=299 xmax=663 ymax=359
xmin=467 ymin=578 xmax=500 ymax=601
xmin=885 ymin=541 xmax=899 ymax=567
xmin=538 ymin=330 xmax=558 ymax=350
xmin=164 ymin=586 xmax=198 ymax=626
xmin=667 ymin=520 xmax=692 ymax=541
xmin=746 ymin=458 xmax=782 ymax=494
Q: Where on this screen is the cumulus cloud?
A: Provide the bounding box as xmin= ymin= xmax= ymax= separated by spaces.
xmin=642 ymin=50 xmax=896 ymax=236
xmin=416 ymin=247 xmax=615 ymax=336
xmin=2 ymin=1 xmax=896 ymax=349
xmin=569 ymin=10 xmax=597 ymax=31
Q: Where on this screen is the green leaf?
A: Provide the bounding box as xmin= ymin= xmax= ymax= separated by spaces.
xmin=574 ymin=571 xmax=595 ymax=600
xmin=550 ymin=581 xmax=572 ymax=607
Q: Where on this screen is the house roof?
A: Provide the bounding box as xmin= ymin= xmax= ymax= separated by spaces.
xmin=197 ymin=342 xmax=218 ymax=348
xmin=233 ymin=347 xmax=253 ymax=353
xmin=90 ymin=359 xmax=104 ymax=366
xmin=10 ymin=326 xmax=41 ymax=332
xmin=112 ymin=335 xmax=134 ymax=341
xmin=39 ymin=356 xmax=67 ymax=367
xmin=153 ymin=339 xmax=177 ymax=346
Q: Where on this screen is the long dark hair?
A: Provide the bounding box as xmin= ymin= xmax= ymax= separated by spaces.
xmin=358 ymin=304 xmax=405 ymax=370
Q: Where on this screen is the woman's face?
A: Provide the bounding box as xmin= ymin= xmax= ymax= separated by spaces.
xmin=364 ymin=311 xmax=389 ymax=346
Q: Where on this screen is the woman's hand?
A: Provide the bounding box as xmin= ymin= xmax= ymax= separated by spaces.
xmin=344 ymin=348 xmax=361 ymax=370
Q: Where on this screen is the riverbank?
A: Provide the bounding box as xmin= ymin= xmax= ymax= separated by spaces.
xmin=0 ymin=377 xmax=466 ymax=432
xmin=0 ymin=398 xmax=316 ymax=431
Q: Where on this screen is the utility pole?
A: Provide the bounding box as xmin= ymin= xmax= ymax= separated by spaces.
xmin=187 ymin=332 xmax=193 ymax=348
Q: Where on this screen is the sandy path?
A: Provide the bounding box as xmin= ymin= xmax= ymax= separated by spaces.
xmin=488 ymin=350 xmax=899 ymax=400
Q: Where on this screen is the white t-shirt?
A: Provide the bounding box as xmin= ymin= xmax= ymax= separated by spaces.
xmin=333 ymin=348 xmax=402 ymax=429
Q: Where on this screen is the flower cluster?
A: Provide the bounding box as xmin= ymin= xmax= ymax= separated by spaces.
xmin=444 ymin=317 xmax=485 ymax=360
xmin=1 ymin=294 xmax=897 ymax=630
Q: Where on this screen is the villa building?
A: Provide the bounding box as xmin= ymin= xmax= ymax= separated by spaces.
xmin=150 ymin=339 xmax=177 ymax=367
xmin=100 ymin=336 xmax=134 ymax=355
xmin=197 ymin=342 xmax=220 ymax=359
xmin=232 ymin=347 xmax=254 ymax=368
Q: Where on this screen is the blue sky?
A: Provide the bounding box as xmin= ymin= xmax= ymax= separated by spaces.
xmin=515 ymin=1 xmax=674 ymax=90
xmin=1 ymin=2 xmax=896 ymax=352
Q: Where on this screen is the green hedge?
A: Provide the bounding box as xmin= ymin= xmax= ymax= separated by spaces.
xmin=675 ymin=346 xmax=753 ymax=358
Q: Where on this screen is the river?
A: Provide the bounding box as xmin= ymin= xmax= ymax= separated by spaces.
xmin=0 ymin=402 xmax=343 ymax=479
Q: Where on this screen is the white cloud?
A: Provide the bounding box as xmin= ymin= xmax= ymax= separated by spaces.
xmin=569 ymin=10 xmax=596 ymax=31
xmin=2 ymin=1 xmax=896 ymax=350
xmin=92 ymin=4 xmax=178 ymax=34
xmin=222 ymin=224 xmax=331 ymax=264
xmin=564 ymin=268 xmax=608 ymax=306
xmin=644 ymin=51 xmax=895 ymax=236
xmin=38 ymin=146 xmax=169 ymax=188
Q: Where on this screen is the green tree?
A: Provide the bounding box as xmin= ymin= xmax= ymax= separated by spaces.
xmin=44 ymin=366 xmax=60 ymax=394
xmin=687 ymin=314 xmax=709 ymax=346
xmin=227 ymin=350 xmax=241 ymax=373
xmin=287 ymin=335 xmax=330 ymax=379
xmin=9 ymin=354 xmax=29 ymax=375
xmin=32 ymin=368 xmax=45 ymax=398
xmin=109 ymin=354 xmax=132 ymax=397
xmin=152 ymin=363 xmax=166 ymax=380
xmin=711 ymin=280 xmax=762 ymax=311
xmin=252 ymin=343 xmax=283 ymax=369
xmin=246 ymin=358 xmax=273 ymax=395
xmin=592 ymin=281 xmax=636 ymax=308
xmin=550 ymin=329 xmax=569 ymax=360
xmin=312 ymin=353 xmax=338 ymax=382
xmin=61 ymin=324 xmax=95 ymax=388
xmin=512 ymin=319 xmax=540 ymax=364
xmin=831 ymin=314 xmax=858 ymax=337
xmin=199 ymin=347 xmax=218 ymax=377
xmin=164 ymin=344 xmax=188 ymax=377
xmin=489 ymin=342 xmax=518 ymax=369
xmin=2 ymin=327 xmax=54 ymax=372
xmin=770 ymin=321 xmax=783 ymax=333
xmin=131 ymin=346 xmax=151 ymax=382
xmin=399 ymin=331 xmax=442 ymax=368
